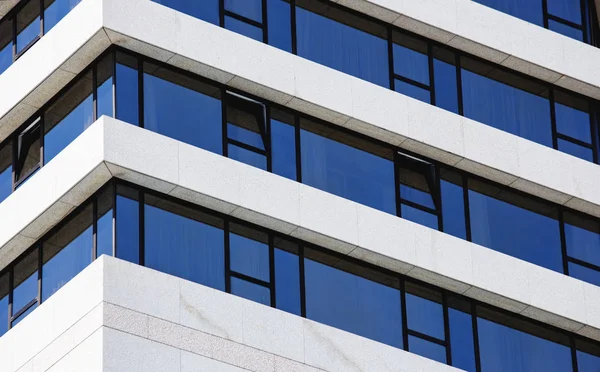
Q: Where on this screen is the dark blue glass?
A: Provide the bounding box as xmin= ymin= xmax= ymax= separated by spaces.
xmin=547 ymin=0 xmax=582 ymax=24
xmin=12 ymin=303 xmax=37 ymax=327
xmin=228 ymin=144 xmax=267 ymax=170
xmin=441 ymin=176 xmax=467 ymax=240
xmin=43 ymin=0 xmax=82 ymax=33
xmin=115 ymin=61 xmax=139 ymax=126
xmin=97 ymin=57 xmax=114 ymax=119
xmin=153 ymin=0 xmax=219 ymax=25
xmin=228 ymin=124 xmax=264 ymax=150
xmin=406 ymin=293 xmax=444 ymax=339
xmin=300 ymin=128 xmax=395 ymax=214
xmin=577 ymin=350 xmax=600 ymax=372
xmin=225 ymin=0 xmax=262 ymax=22
xmin=558 ymin=139 xmax=594 ymax=161
xmin=116 ymin=192 xmax=139 ymax=264
xmin=271 ymin=116 xmax=296 ymax=181
xmin=0 ymin=280 xmax=7 ymax=337
xmin=449 ymin=308 xmax=476 ymax=372
xmin=274 ymin=247 xmax=301 ymax=315
xmin=568 ymin=262 xmax=600 ymax=286
xmin=0 ymin=43 xmax=11 ymax=76
xmin=400 ymin=175 xmax=435 ymax=209
xmin=225 ymin=16 xmax=263 ymax=42
xmin=395 ymin=80 xmax=431 ymax=104
xmin=16 ymin=0 xmax=41 ymax=55
xmin=462 ymin=69 xmax=552 ymax=147
xmin=564 ymin=218 xmax=600 ymax=267
xmin=477 ymin=317 xmax=573 ymax=372
xmin=469 ymin=190 xmax=563 ymax=273
xmin=434 ymin=58 xmax=459 ymax=114
xmin=42 ymin=208 xmax=93 ymax=301
xmin=408 ymin=336 xmax=447 ymax=364
xmin=549 ymin=20 xmax=584 ymax=41
xmin=402 ymin=204 xmax=438 ymax=230
xmin=231 ymin=277 xmax=270 ymax=306
xmin=144 ymin=72 xmax=222 ymax=154
xmin=393 ymin=44 xmax=429 ymax=85
xmin=267 ymin=0 xmax=292 ymax=52
xmin=145 ymin=203 xmax=225 ymax=290
xmin=13 ymin=273 xmax=37 ymax=314
xmin=555 ymin=102 xmax=591 ymax=143
xmin=230 ymin=229 xmax=269 ymax=282
xmin=473 ymin=0 xmax=543 ymax=27
xmin=0 ymin=143 xmax=12 ymax=204
xmin=296 ymin=7 xmax=389 ymax=88
xmin=97 ymin=207 xmax=113 ymax=258
xmin=305 ymin=258 xmax=403 ymax=348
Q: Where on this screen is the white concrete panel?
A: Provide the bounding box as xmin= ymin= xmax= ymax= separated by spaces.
xmin=103 ymin=303 xmax=149 ymax=339
xmin=180 ymin=351 xmax=248 ymax=372
xmin=46 ymin=328 xmax=103 ymax=372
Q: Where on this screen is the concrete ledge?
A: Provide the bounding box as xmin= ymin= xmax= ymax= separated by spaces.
xmin=0 ymin=0 xmax=20 ymax=18
xmin=0 ymin=116 xmax=599 ymax=343
xmin=332 ymin=0 xmax=600 ymax=100
xmin=2 ymin=0 xmax=600 ymax=220
xmin=0 ymin=256 xmax=460 ymax=372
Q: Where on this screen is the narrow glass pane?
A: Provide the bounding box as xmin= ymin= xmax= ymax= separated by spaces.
xmin=270 ymin=109 xmax=296 ymax=181
xmin=225 ymin=0 xmax=262 ymax=22
xmin=225 ymin=16 xmax=263 ymax=42
xmin=557 ymin=139 xmax=594 ymax=162
xmin=96 ymin=54 xmax=114 ymax=119
xmin=0 ymin=273 xmax=9 ymax=337
xmin=449 ymin=306 xmax=476 ymax=372
xmin=0 ymin=21 xmax=12 ymax=75
xmin=42 ymin=204 xmax=93 ymax=301
xmin=394 ymin=80 xmax=431 ymax=104
xmin=405 ymin=283 xmax=444 ymax=340
xmin=296 ymin=5 xmax=389 ymax=88
xmin=0 ymin=141 xmax=12 ymax=203
xmin=13 ymin=248 xmax=38 ymax=313
xmin=230 ymin=224 xmax=269 ymax=282
xmin=300 ymin=123 xmax=395 ymax=215
xmin=43 ymin=0 xmax=82 ymax=33
xmin=227 ymin=124 xmax=264 ymax=150
xmin=441 ymin=170 xmax=467 ymax=240
xmin=408 ymin=335 xmax=447 ymax=364
xmin=144 ymin=66 xmax=222 ymax=154
xmin=568 ymin=262 xmax=600 ymax=287
xmin=231 ymin=277 xmax=270 ymax=306
xmin=547 ymin=0 xmax=582 ymax=24
xmin=548 ymin=20 xmax=584 ymax=41
xmin=116 ymin=186 xmax=139 ymax=264
xmin=577 ymin=347 xmax=600 ymax=372
xmin=393 ymin=34 xmax=429 ymax=85
xmin=96 ymin=187 xmax=114 ymax=258
xmin=226 ymin=94 xmax=266 ymax=150
xmin=115 ymin=53 xmax=139 ymax=126
xmin=228 ymin=144 xmax=267 ymax=170
xmin=16 ymin=121 xmax=41 ymax=183
xmin=304 ymin=257 xmax=403 ymax=348
xmin=399 ymin=168 xmax=435 ymax=209
xmin=564 ymin=212 xmax=600 ymax=267
xmin=145 ymin=195 xmax=225 ymax=290
xmin=472 ymin=0 xmax=543 ymax=27
xmin=274 ymin=240 xmax=300 ymax=315
xmin=402 ymin=204 xmax=438 ymax=230
xmin=267 ymin=0 xmax=292 ymax=52
xmin=16 ymin=0 xmax=40 ymax=54
xmin=554 ymin=98 xmax=591 ymax=143
xmin=44 ymin=70 xmax=94 ymax=163
xmin=433 ymin=47 xmax=459 ymax=114
xmin=153 ymin=0 xmax=219 ymax=25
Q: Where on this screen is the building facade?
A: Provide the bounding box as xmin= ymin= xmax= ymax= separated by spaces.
xmin=0 ymin=0 xmax=599 ymax=371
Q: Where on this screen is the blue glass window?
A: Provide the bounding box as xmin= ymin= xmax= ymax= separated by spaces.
xmin=228 ymin=144 xmax=267 ymax=170
xmin=547 ymin=0 xmax=582 ymax=24
xmin=433 ymin=48 xmax=459 ymax=114
xmin=576 ymin=341 xmax=600 ymax=372
xmin=145 ymin=195 xmax=225 ymax=290
xmin=43 ymin=0 xmax=82 ymax=33
xmin=568 ymin=262 xmax=600 ymax=286
xmin=229 ymin=224 xmax=269 ymax=282
xmin=468 ymin=180 xmax=563 ymax=273
xmin=44 ymin=70 xmax=93 ymax=163
xmin=564 ymin=212 xmax=600 ymax=268
xmin=393 ymin=33 xmax=429 ymax=86
xmin=16 ymin=0 xmax=41 ymax=55
xmin=296 ymin=3 xmax=389 ymax=88
xmin=441 ymin=170 xmax=467 ymax=240
xmin=15 ymin=119 xmax=41 ymax=185
xmin=300 ymin=119 xmax=396 ymax=214
xmin=274 ymin=238 xmax=300 ymax=315
xmin=406 ymin=284 xmax=444 ymax=340
xmin=225 ymin=0 xmax=262 ymax=23
xmin=304 ymin=251 xmax=403 ymax=348
xmin=270 ymin=109 xmax=296 ymax=181
xmin=473 ymin=0 xmax=543 ymax=27
xmin=558 ymin=139 xmax=594 ymax=161
xmin=12 ymin=249 xmax=38 ymax=316
xmin=0 ymin=142 xmax=12 ymax=204
xmin=0 ymin=22 xmax=12 ymax=76
xmin=448 ymin=298 xmax=476 ymax=372
xmin=231 ymin=277 xmax=270 ymax=306
xmin=42 ymin=205 xmax=92 ymax=301
xmin=96 ymin=55 xmax=114 ymax=119
xmin=96 ymin=187 xmax=114 ymax=259
xmin=115 ymin=53 xmax=139 ymax=126
xmin=549 ymin=20 xmax=584 ymax=41
xmin=144 ymin=64 xmax=222 ymax=154
xmin=402 ymin=203 xmax=439 ymax=230
xmin=153 ymin=0 xmax=219 ymax=25
xmin=115 ymin=186 xmax=140 ymax=264
xmin=226 ymin=93 xmax=267 ymax=169
xmin=554 ymin=94 xmax=592 ymax=143
xmin=395 ymin=80 xmax=431 ymax=104
xmin=224 ymin=16 xmax=263 ymax=41
xmin=408 ymin=335 xmax=447 ymax=364
xmin=0 ymin=274 xmax=8 ymax=337
xmin=267 ymin=0 xmax=292 ymax=52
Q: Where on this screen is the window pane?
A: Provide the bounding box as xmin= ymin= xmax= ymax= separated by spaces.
xmin=468 ymin=183 xmax=563 ymax=273
xmin=433 ymin=47 xmax=459 ymax=114
xmin=0 ymin=21 xmax=12 ymax=75
xmin=43 ymin=0 xmax=82 ymax=33
xmin=96 ymin=187 xmax=114 ymax=258
xmin=547 ymin=0 xmax=582 ymax=24
xmin=267 ymin=0 xmax=292 ymax=52
xmin=225 ymin=0 xmax=262 ymax=23
xmin=228 ymin=144 xmax=267 ymax=170
xmin=116 ymin=186 xmax=139 ymax=264
xmin=300 ymin=121 xmax=395 ymax=214
xmin=230 ymin=224 xmax=269 ymax=282
xmin=472 ymin=0 xmax=543 ymax=27
xmin=226 ymin=93 xmax=266 ymax=150
xmin=145 ymin=195 xmax=225 ymax=290
xmin=568 ymin=262 xmax=600 ymax=287
xmin=461 ymin=60 xmax=552 ymax=148
xmin=153 ymin=0 xmax=219 ymax=25
xmin=16 ymin=0 xmax=40 ymax=54
xmin=144 ymin=66 xmax=222 ymax=154
xmin=224 ymin=16 xmax=263 ymax=42
xmin=44 ymin=70 xmax=94 ymax=163
xmin=408 ymin=336 xmax=446 ymax=364
xmin=0 ymin=141 xmax=12 ymax=203
xmin=231 ymin=277 xmax=270 ymax=306
xmin=13 ymin=248 xmax=38 ymax=313
xmin=394 ymin=80 xmax=431 ymax=104
xmin=564 ymin=212 xmax=600 ymax=267
xmin=16 ymin=120 xmax=41 ymax=183
xmin=449 ymin=304 xmax=476 ymax=372
xmin=274 ymin=239 xmax=300 ymax=315
xmin=557 ymin=139 xmax=593 ymax=162
xmin=42 ymin=204 xmax=92 ymax=301
xmin=441 ymin=170 xmax=466 ymax=240
xmin=227 ymin=124 xmax=264 ymax=150
xmin=393 ymin=33 xmax=429 ymax=86
xmin=12 ymin=303 xmax=37 ymax=327
xmin=96 ymin=54 xmax=114 ymax=119
xmin=296 ymin=3 xmax=389 ymax=88
xmin=554 ymin=96 xmax=591 ymax=143
xmin=399 ymin=168 xmax=435 ymax=209
xmin=548 ymin=20 xmax=584 ymax=41
xmin=115 ymin=53 xmax=139 ymax=126
xmin=577 ymin=348 xmax=600 ymax=372
xmin=406 ymin=284 xmax=444 ymax=340
xmin=304 ymin=255 xmax=403 ymax=348
xmin=270 ymin=109 xmax=296 ymax=181
xmin=402 ymin=204 xmax=438 ymax=230
xmin=0 ymin=273 xmax=8 ymax=337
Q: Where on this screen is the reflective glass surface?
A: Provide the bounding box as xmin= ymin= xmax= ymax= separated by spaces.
xmin=115 ymin=54 xmax=139 ymax=126
xmin=115 ymin=187 xmax=140 ymax=264
xmin=230 ymin=225 xmax=269 ymax=282
xmin=274 ymin=242 xmax=301 ymax=315
xmin=16 ymin=0 xmax=40 ymax=54
xmin=0 ymin=275 xmax=7 ymax=337
xmin=12 ymin=249 xmax=38 ymax=313
xmin=225 ymin=0 xmax=262 ymax=23
xmin=154 ymin=0 xmax=219 ymax=25
xmin=408 ymin=336 xmax=446 ymax=364
xmin=0 ymin=142 xmax=12 ymax=204
xmin=43 ymin=0 xmax=81 ymax=33
xmin=231 ymin=277 xmax=270 ymax=305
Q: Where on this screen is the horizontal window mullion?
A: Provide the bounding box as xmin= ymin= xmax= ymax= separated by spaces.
xmin=546 ymin=14 xmax=584 ymax=30
xmin=227 ymin=138 xmax=268 ymax=155
xmin=567 ymin=256 xmax=600 ymax=272
xmin=399 ymin=198 xmax=438 ymax=216
xmin=393 ymin=74 xmax=431 ymax=91
xmin=406 ymin=329 xmax=447 ymax=346
xmin=10 ymin=297 xmax=37 ymax=321
xmin=229 ymin=270 xmax=271 ymax=288
xmin=223 ymin=10 xmax=264 ymax=29
xmin=555 ymin=133 xmax=593 ymax=148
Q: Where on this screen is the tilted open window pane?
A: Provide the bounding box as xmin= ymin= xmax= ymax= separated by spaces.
xmin=397 ymin=152 xmax=437 ymax=210
xmin=0 ymin=21 xmax=12 ymax=75
xmin=15 ymin=119 xmax=41 ymax=184
xmin=226 ymin=92 xmax=267 ymax=151
xmin=12 ymin=248 xmax=38 ymax=317
xmin=16 ymin=0 xmax=41 ymax=55
xmin=0 ymin=141 xmax=12 ymax=203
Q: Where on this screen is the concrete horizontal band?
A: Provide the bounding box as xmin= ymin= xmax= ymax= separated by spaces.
xmin=0 ymin=256 xmax=461 ymax=372
xmin=1 ymin=0 xmax=600 ymax=220
xmin=332 ymin=0 xmax=600 ymax=100
xmin=0 ymin=0 xmax=20 ymax=17
xmin=1 ymin=116 xmax=599 ymax=344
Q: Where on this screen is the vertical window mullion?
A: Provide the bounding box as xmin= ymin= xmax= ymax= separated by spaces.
xmin=112 ymin=183 xmax=117 ymax=257
xmin=37 ymin=245 xmax=42 ymax=306
xmin=112 ymin=51 xmax=117 ymax=118
xmin=394 ymin=152 xmax=402 ymax=218
xmin=294 ymin=114 xmax=302 ymax=183
xmin=266 ymin=106 xmax=273 ymax=173
xmin=12 ymin=16 xmax=16 ymax=63
xmin=39 ymin=112 xmax=45 ymax=167
xmin=92 ymin=64 xmax=98 ymax=121
xmin=542 ymin=0 xmax=550 ymax=28
xmin=471 ymin=303 xmax=482 ymax=372
xmin=580 ymin=0 xmax=589 ymax=44
xmin=463 ymin=174 xmax=472 ymax=242
xmin=428 ymin=43 xmax=436 ymax=106
xmin=559 ymin=210 xmax=570 ymax=276
xmin=455 ymin=54 xmax=464 ymax=117
xmin=550 ymin=89 xmax=559 ymax=150
xmin=299 ymin=244 xmax=306 ymax=318
xmin=39 ymin=0 xmax=44 ymax=37
xmin=92 ymin=199 xmax=98 ymax=260
xmin=138 ymin=57 xmax=144 ymax=128
xmin=268 ymin=234 xmax=276 ymax=308
xmin=570 ymin=336 xmax=579 ymax=372
xmin=290 ymin=0 xmax=297 ymax=55
xmin=221 ymin=88 xmax=228 ymax=157
xmin=139 ymin=191 xmax=145 ymax=266
xmin=7 ymin=270 xmax=13 ymax=330
xmin=262 ymin=0 xmax=268 ymax=44
xmin=589 ymin=103 xmax=598 ymax=164
xmin=400 ymin=278 xmax=409 ymax=352
xmin=219 ymin=0 xmax=225 ymax=28
xmin=435 ymin=164 xmax=444 ymax=232
xmin=442 ymin=292 xmax=452 ymax=365
xmin=387 ymin=27 xmax=395 ymax=91
xmin=224 ymin=220 xmax=231 ymax=294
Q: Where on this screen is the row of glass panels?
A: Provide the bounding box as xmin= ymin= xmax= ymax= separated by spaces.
xmin=1 ymin=48 xmax=600 ymax=290
xmin=1 ymin=180 xmax=599 ymax=372
xmin=0 ymin=0 xmax=82 ymax=75
xmin=153 ymin=0 xmax=600 ymax=164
